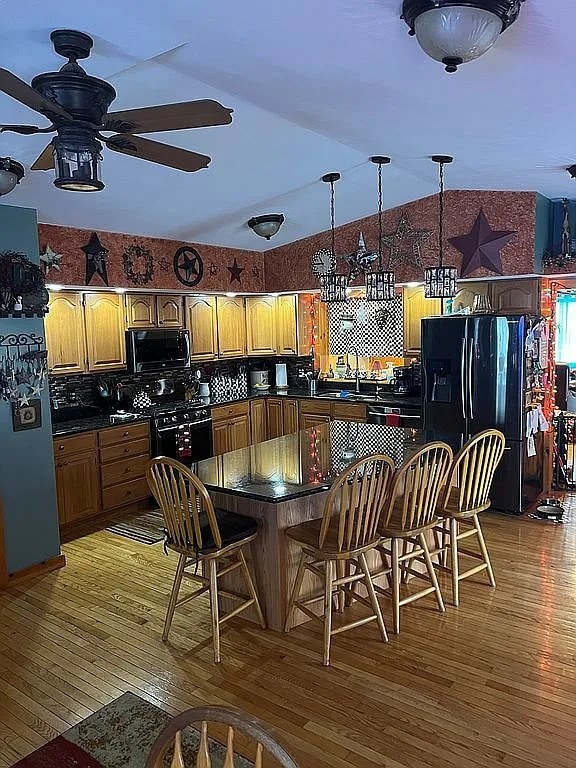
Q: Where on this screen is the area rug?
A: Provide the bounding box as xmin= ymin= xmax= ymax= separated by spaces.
xmin=11 ymin=691 xmax=251 ymax=768
xmin=106 ymin=510 xmax=165 ymax=545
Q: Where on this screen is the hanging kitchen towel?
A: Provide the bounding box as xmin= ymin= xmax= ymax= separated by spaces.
xmin=537 ymin=406 xmax=549 ymax=432
xmin=176 ymin=424 xmax=192 ymax=458
xmin=526 ymin=408 xmax=538 ymax=457
xmin=385 ymin=414 xmax=401 ymax=427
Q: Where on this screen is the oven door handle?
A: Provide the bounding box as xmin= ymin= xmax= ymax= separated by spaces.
xmin=155 ymin=417 xmax=212 ymax=433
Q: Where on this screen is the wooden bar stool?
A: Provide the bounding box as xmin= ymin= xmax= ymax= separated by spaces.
xmin=435 ymin=429 xmax=505 ymax=606
xmin=375 ymin=442 xmax=453 ymax=634
xmin=284 ymin=454 xmax=395 ymax=666
xmin=146 ymin=457 xmax=266 ymax=663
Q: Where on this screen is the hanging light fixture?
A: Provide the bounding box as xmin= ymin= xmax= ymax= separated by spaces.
xmin=424 ymin=155 xmax=457 ymax=299
xmin=401 ymin=1 xmax=524 ymax=73
xmin=0 ymin=156 xmax=24 ymax=195
xmin=366 ymin=156 xmax=395 ymax=302
xmin=319 ymin=172 xmax=348 ymax=303
xmin=247 ymin=213 xmax=285 ymax=240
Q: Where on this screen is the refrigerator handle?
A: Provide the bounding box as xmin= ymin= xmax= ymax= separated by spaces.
xmin=461 ymin=337 xmax=467 ymax=420
xmin=468 ymin=337 xmax=474 ymax=420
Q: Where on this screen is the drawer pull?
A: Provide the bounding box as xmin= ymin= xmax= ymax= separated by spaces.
xmin=58 ymin=445 xmax=65 ymax=451
xmin=126 ymin=490 xmax=132 ymax=496
xmin=124 ymin=447 xmax=130 ymax=453
xmin=123 ymin=431 xmax=129 ymax=437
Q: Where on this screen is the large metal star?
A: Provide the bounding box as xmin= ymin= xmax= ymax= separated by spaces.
xmin=227 ymin=258 xmax=244 ymax=285
xmin=39 ymin=245 xmax=62 ymax=273
xmin=82 ymin=233 xmax=109 ymax=286
xmin=449 ymin=210 xmax=515 ymax=278
xmin=344 ymin=232 xmax=378 ymax=279
xmin=381 ymin=215 xmax=431 ymax=269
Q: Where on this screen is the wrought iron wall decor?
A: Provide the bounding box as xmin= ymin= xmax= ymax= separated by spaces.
xmin=173 ymin=246 xmax=204 ymax=287
xmin=381 ymin=214 xmax=431 ymax=269
xmin=0 ymin=251 xmax=48 ymax=317
xmin=82 ymin=232 xmax=109 ymax=286
xmin=39 ymin=244 xmax=63 ymax=274
xmin=122 ymin=244 xmax=154 ymax=285
xmin=542 ymin=198 xmax=576 ymax=271
xmin=0 ymin=332 xmax=48 ymax=413
xmin=450 ymin=209 xmax=515 ymax=278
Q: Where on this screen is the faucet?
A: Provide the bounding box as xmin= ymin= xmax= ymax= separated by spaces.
xmin=350 ymin=348 xmax=361 ymax=393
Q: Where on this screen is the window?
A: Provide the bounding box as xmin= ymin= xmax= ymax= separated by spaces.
xmin=555 ymin=292 xmax=576 ymax=368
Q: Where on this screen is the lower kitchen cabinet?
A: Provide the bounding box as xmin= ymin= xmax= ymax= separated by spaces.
xmin=98 ymin=422 xmax=151 ymax=511
xmin=53 ymin=432 xmax=101 ymax=524
xmin=212 ymin=401 xmax=251 ymax=454
xmin=331 ymin=402 xmax=367 ymax=422
xmin=250 ymin=399 xmax=268 ymax=444
xmin=267 ymin=398 xmax=284 ymax=439
xmin=282 ymin=398 xmax=299 ymax=434
xmin=299 ymin=399 xmax=332 ymax=430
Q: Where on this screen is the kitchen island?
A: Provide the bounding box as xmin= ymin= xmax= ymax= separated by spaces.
xmin=194 ymin=421 xmax=427 ymax=630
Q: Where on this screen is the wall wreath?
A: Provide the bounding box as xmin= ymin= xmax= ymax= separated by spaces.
xmin=122 ymin=244 xmax=154 ymax=285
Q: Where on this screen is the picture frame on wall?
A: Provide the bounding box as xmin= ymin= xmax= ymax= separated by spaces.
xmin=12 ymin=399 xmax=42 ymax=432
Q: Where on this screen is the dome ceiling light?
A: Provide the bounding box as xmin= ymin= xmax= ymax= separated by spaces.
xmin=401 ymin=1 xmax=524 ymax=73
xmin=247 ymin=213 xmax=285 ymax=240
xmin=0 ymin=157 xmax=24 ymax=196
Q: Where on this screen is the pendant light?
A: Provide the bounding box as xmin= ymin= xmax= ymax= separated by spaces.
xmin=366 ymin=156 xmax=394 ymax=302
xmin=319 ymin=172 xmax=348 ymax=303
xmin=424 ymin=155 xmax=458 ymax=299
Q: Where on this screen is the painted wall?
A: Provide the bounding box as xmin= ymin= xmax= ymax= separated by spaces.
xmin=0 ymin=206 xmax=60 ymax=574
xmin=264 ymin=191 xmax=539 ymax=292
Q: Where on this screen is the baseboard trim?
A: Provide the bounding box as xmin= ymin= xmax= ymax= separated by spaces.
xmin=7 ymin=554 xmax=66 ymax=586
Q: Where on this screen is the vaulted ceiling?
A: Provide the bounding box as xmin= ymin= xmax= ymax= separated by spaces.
xmin=0 ymin=0 xmax=572 ymax=251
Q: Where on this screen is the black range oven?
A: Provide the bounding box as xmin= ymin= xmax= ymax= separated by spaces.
xmin=152 ymin=403 xmax=213 ymax=462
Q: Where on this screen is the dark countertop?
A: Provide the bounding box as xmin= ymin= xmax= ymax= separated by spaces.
xmin=193 ymin=421 xmax=428 ymax=503
xmin=52 ymin=412 xmax=150 ymax=437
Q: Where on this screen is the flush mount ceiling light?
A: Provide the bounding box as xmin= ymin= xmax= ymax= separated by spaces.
xmin=401 ymin=1 xmax=524 ymax=72
xmin=366 ymin=155 xmax=395 ymax=302
xmin=318 ymin=172 xmax=348 ymax=303
xmin=247 ymin=213 xmax=285 ymax=240
xmin=424 ymin=155 xmax=458 ymax=299
xmin=0 ymin=156 xmax=24 ymax=195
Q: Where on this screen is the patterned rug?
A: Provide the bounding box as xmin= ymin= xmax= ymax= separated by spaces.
xmin=11 ymin=692 xmax=251 ymax=768
xmin=106 ymin=510 xmax=165 ymax=545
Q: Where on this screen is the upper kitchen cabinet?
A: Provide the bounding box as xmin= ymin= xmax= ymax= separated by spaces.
xmin=489 ymin=278 xmax=540 ymax=315
xmin=126 ymin=294 xmax=183 ymax=328
xmin=45 ymin=291 xmax=87 ymax=375
xmin=84 ymin=292 xmax=127 ymax=372
xmin=216 ymin=296 xmax=246 ymax=358
xmin=403 ymin=285 xmax=441 ymax=354
xmin=186 ymin=295 xmax=218 ymax=360
xmin=156 ymin=295 xmax=183 ymax=327
xmin=246 ymin=295 xmax=277 ymax=355
xmin=276 ymin=294 xmax=298 ymax=355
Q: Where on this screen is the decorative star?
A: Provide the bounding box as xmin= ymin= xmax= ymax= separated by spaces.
xmin=158 ymin=258 xmax=171 ymax=271
xmin=173 ymin=246 xmax=203 ymax=287
xmin=344 ymin=231 xmax=378 ymax=279
xmin=82 ymin=233 xmax=109 ymax=286
xmin=449 ymin=210 xmax=516 ymax=278
xmin=252 ymin=265 xmax=261 ymax=279
xmin=28 ymin=380 xmax=44 ymax=397
xmin=381 ymin=215 xmax=431 ymax=269
xmin=15 ymin=369 xmax=30 ymax=385
xmin=227 ymin=258 xmax=244 ymax=285
xmin=39 ymin=245 xmax=62 ymax=273
xmin=18 ymin=393 xmax=30 ymax=407
xmin=208 ymin=263 xmax=219 ymax=277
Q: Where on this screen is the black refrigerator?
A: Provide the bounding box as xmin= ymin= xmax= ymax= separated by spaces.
xmin=421 ymin=314 xmax=537 ymax=514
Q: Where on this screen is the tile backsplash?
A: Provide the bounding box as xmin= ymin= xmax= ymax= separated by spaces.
xmin=327 ymin=296 xmax=404 ymax=357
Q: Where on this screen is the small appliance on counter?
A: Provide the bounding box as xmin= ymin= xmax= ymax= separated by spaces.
xmin=390 ymin=363 xmax=421 ymax=396
xmin=250 ymin=369 xmax=269 ymax=390
xmin=275 ymin=362 xmax=288 ymax=390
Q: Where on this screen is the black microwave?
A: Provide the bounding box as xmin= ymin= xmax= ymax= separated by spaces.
xmin=126 ymin=329 xmax=190 ymax=372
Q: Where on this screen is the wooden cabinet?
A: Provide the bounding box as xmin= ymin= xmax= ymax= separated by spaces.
xmin=489 ymin=278 xmax=540 ymax=315
xmin=98 ymin=422 xmax=151 ymax=512
xmin=276 ymin=294 xmax=298 ymax=355
xmin=186 ymin=295 xmax=218 ymax=360
xmin=228 ymin=415 xmax=251 ymax=451
xmin=84 ymin=292 xmax=126 ymax=372
xmin=126 ymin=294 xmax=157 ymax=328
xmin=332 ymin=402 xmax=367 ymax=423
xmin=45 ymin=292 xmax=87 ymax=375
xmin=250 ymin=399 xmax=268 ymax=444
xmin=246 ymin=295 xmax=277 ymax=355
xmin=299 ymin=399 xmax=332 ymax=430
xmin=53 ymin=432 xmax=100 ymax=524
xmin=212 ymin=420 xmax=230 ymax=456
xmin=211 ymin=401 xmax=251 ymax=454
xmin=403 ymin=285 xmax=442 ymax=353
xmin=216 ymin=296 xmax=246 ymax=358
xmin=283 ymin=398 xmax=299 ymax=434
xmin=267 ymin=398 xmax=284 ymax=439
xmin=157 ymin=295 xmax=183 ymax=327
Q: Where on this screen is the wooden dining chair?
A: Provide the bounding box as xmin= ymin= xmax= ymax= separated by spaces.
xmin=435 ymin=429 xmax=505 ymax=606
xmin=284 ymin=454 xmax=395 ymax=666
xmin=146 ymin=457 xmax=266 ymax=663
xmin=374 ymin=442 xmax=453 ymax=634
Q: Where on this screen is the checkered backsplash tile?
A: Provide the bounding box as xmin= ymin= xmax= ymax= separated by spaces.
xmin=329 ymin=421 xmax=411 ymax=473
xmin=328 ymin=296 xmax=403 ymax=357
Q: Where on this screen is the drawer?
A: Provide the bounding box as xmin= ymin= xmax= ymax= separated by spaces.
xmin=98 ymin=421 xmax=150 ymax=447
xmin=211 ymin=401 xmax=250 ymax=420
xmin=101 ymin=454 xmax=149 ymax=488
xmin=299 ymin=399 xmax=331 ymax=415
xmin=53 ymin=431 xmax=97 ymax=458
xmin=331 ymin=402 xmax=367 ymax=422
xmin=100 ymin=437 xmax=150 ymax=464
xmin=102 ymin=477 xmax=151 ymax=511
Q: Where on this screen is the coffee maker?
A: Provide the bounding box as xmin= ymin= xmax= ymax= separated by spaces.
xmin=391 ymin=363 xmax=421 ymax=396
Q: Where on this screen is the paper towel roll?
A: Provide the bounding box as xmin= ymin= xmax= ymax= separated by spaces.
xmin=275 ymin=363 xmax=288 ymax=389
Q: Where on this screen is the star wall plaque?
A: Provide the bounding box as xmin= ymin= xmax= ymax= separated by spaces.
xmin=208 ymin=262 xmax=219 ymax=277
xmin=174 ymin=246 xmax=203 ymax=287
xmin=227 ymin=258 xmax=244 ymax=284
xmin=252 ymin=265 xmax=261 ymax=279
xmin=449 ymin=210 xmax=515 ymax=278
xmin=158 ymin=258 xmax=171 ymax=272
xmin=39 ymin=245 xmax=62 ymax=274
xmin=82 ymin=233 xmax=109 ymax=286
xmin=381 ymin=215 xmax=431 ymax=269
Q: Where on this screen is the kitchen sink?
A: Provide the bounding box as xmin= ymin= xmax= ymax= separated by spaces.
xmin=315 ymin=391 xmax=377 ymax=401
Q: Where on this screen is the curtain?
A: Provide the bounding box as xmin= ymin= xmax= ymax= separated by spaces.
xmin=556 ymin=293 xmax=576 ymax=367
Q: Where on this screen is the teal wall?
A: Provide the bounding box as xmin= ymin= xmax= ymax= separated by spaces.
xmin=534 ymin=193 xmax=551 ymax=272
xmin=0 ymin=204 xmax=60 ymax=574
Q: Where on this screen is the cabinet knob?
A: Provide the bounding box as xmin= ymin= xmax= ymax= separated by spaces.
xmin=123 ymin=431 xmax=129 ymax=436
xmin=126 ymin=490 xmax=132 ymax=496
xmin=58 ymin=445 xmax=65 ymax=451
xmin=124 ymin=447 xmax=129 ymax=453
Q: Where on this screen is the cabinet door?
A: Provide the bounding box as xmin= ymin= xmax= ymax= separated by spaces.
xmin=186 ymin=296 xmax=218 ymax=360
xmin=276 ymin=294 xmax=298 ymax=355
xmin=403 ymin=285 xmax=441 ymax=354
xmin=250 ymin=399 xmax=268 ymax=444
xmin=84 ymin=293 xmax=127 ymax=372
xmin=216 ymin=296 xmax=246 ymax=358
xmin=45 ymin=292 xmax=87 ymax=375
xmin=267 ymin=398 xmax=284 ymax=439
xmin=54 ymin=450 xmax=100 ymax=524
xmin=229 ymin=414 xmax=251 ymax=451
xmin=212 ymin=421 xmax=229 ymax=456
xmin=300 ymin=413 xmax=331 ymax=430
xmin=126 ymin=294 xmax=156 ymax=328
xmin=283 ymin=398 xmax=299 ymax=434
xmin=489 ymin=279 xmax=540 ymax=315
xmin=246 ymin=296 xmax=276 ymax=355
xmin=156 ymin=294 xmax=183 ymax=327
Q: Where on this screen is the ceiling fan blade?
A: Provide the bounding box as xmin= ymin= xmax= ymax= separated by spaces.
xmin=105 ymin=134 xmax=211 ymax=172
xmin=31 ymin=143 xmax=54 ymax=171
xmin=0 ymin=69 xmax=72 ymax=121
xmin=102 ymin=99 xmax=233 ymax=134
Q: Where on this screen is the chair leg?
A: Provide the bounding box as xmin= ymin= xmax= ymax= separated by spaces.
xmin=323 ymin=560 xmax=335 ymax=666
xmin=359 ymin=552 xmax=388 ymax=644
xmin=473 ymin=514 xmax=496 ymax=587
xmin=208 ymin=558 xmax=220 ymax=663
xmin=336 ymin=560 xmax=345 ymax=613
xmin=450 ymin=516 xmax=460 ymax=607
xmin=238 ymin=548 xmax=266 ymax=629
xmin=391 ymin=538 xmax=401 ymax=634
xmin=284 ymin=550 xmax=307 ymax=632
xmin=162 ymin=553 xmax=186 ymax=642
xmin=419 ymin=533 xmax=445 ymax=613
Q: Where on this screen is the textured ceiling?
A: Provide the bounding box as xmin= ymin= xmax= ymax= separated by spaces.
xmin=0 ymin=0 xmax=572 ymax=250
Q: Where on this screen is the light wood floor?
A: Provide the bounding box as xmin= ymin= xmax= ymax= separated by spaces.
xmin=1 ymin=504 xmax=576 ymax=768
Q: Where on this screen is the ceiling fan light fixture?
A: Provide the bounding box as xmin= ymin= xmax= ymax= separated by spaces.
xmin=566 ymin=165 xmax=576 ymax=180
xmin=0 ymin=156 xmax=24 ymax=195
xmin=52 ymin=134 xmax=104 ymax=192
xmin=247 ymin=213 xmax=285 ymax=240
xmin=401 ymin=1 xmax=523 ymax=72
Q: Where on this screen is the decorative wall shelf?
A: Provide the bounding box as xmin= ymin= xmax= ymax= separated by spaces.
xmin=0 ymin=310 xmax=48 ymax=319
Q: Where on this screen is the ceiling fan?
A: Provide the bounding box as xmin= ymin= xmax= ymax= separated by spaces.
xmin=0 ymin=29 xmax=233 ymax=191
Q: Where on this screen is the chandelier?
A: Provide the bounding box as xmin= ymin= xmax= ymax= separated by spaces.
xmin=365 ymin=156 xmax=394 ymax=302
xmin=318 ymin=172 xmax=348 ymax=303
xmin=424 ymin=155 xmax=458 ymax=299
